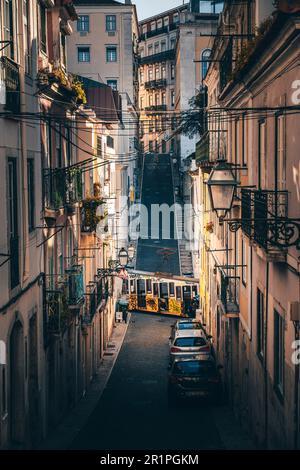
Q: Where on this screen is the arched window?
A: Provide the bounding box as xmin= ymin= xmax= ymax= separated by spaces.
xmin=201 ymin=48 xmax=211 ymax=79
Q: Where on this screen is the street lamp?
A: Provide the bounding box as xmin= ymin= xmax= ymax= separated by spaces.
xmin=118 ymin=247 xmax=129 ymax=267
xmin=207 ymin=159 xmax=239 ymax=221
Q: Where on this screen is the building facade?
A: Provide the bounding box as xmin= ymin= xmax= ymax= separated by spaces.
xmin=197 ymin=0 xmax=300 ymax=449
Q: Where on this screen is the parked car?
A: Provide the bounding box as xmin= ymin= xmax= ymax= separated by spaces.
xmin=169 ymin=329 xmax=212 ymax=364
xmin=169 ymin=319 xmax=210 ymax=343
xmin=168 ymin=356 xmax=223 ymax=404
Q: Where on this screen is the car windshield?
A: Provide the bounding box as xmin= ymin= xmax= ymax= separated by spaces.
xmin=174 ymin=337 xmax=207 ymax=347
xmin=173 ymin=361 xmax=215 ymax=377
xmin=178 ymin=323 xmax=202 ymax=330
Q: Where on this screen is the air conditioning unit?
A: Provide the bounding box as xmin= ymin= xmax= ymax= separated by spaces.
xmin=289 ymin=302 xmax=300 ymax=322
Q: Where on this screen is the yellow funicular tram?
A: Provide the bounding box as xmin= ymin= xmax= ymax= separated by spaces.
xmin=127 ymin=271 xmax=199 ymax=317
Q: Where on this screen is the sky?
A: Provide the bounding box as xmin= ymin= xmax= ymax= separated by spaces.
xmin=134 ymin=0 xmax=187 ymax=21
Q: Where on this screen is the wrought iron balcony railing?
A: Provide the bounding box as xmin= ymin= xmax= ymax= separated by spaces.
xmin=81 ymin=197 xmax=104 ymax=233
xmin=145 ymin=104 xmax=167 ymax=112
xmin=140 ymin=25 xmax=169 ymax=41
xmin=239 ymin=189 xmax=290 ymax=250
xmin=139 ymin=49 xmax=176 ymax=65
xmin=43 ymin=167 xmax=83 ymax=211
xmin=66 ymin=264 xmax=84 ymax=306
xmin=1 ymin=56 xmax=20 ymax=113
xmin=220 ymin=271 xmax=240 ymax=316
xmin=144 ymin=78 xmax=167 ymax=89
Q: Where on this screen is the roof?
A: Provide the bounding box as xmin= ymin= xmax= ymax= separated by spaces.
xmin=139 ymin=4 xmax=188 ymax=25
xmin=78 ymin=76 xmax=122 ymax=123
xmin=173 ymin=329 xmax=206 ymax=339
xmin=74 ymin=0 xmax=125 ymax=6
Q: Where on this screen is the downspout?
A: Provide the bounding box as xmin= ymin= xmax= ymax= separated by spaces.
xmin=18 ymin=0 xmax=29 ymax=281
xmin=294 ymin=262 xmax=300 ymax=450
xmin=264 ymin=261 xmax=270 ymax=448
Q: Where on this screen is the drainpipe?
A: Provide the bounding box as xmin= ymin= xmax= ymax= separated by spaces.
xmin=18 ymin=0 xmax=29 ymax=281
xmin=294 ymin=262 xmax=300 ymax=450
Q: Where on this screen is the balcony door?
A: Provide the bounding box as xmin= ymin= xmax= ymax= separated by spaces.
xmin=8 ymin=158 xmax=19 ymax=289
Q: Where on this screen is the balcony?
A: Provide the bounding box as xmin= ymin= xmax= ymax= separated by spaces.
xmin=220 ymin=271 xmax=240 ymax=317
xmin=139 ymin=49 xmax=176 ymax=65
xmin=43 ymin=167 xmax=83 ymax=214
xmin=241 ymin=189 xmax=289 ymax=260
xmin=145 ymin=104 xmax=167 ymax=113
xmin=140 ymin=26 xmax=169 ymax=41
xmin=144 ymin=78 xmax=167 ymax=90
xmin=66 ymin=265 xmax=84 ymax=307
xmin=81 ymin=196 xmax=104 ymax=233
xmin=195 ymin=131 xmax=214 ymax=173
xmin=1 ymin=56 xmax=20 ymax=113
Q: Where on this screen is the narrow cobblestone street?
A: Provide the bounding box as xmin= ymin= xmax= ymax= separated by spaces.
xmin=70 ymin=313 xmax=254 ymax=450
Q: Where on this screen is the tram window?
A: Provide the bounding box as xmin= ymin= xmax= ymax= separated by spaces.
xmin=130 ymin=280 xmax=136 ymax=294
xmin=153 ymin=283 xmax=159 ymax=296
xmin=160 ymin=283 xmax=168 ymax=299
xmin=146 ymin=279 xmax=152 ymax=294
xmin=169 ymin=282 xmax=175 ymax=297
xmin=176 ymin=286 xmax=182 ymax=300
xmin=137 ymin=279 xmax=146 ymax=295
xmin=192 ymin=286 xmax=198 ymax=297
xmin=183 ymin=286 xmax=192 ymax=299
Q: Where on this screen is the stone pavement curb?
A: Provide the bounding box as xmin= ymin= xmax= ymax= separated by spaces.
xmin=38 ymin=314 xmax=131 ymax=450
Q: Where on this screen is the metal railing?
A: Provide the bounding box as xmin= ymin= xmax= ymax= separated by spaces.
xmin=145 ymin=104 xmax=167 ymax=112
xmin=43 ymin=167 xmax=83 ymax=211
xmin=66 ymin=264 xmax=84 ymax=306
xmin=139 ymin=49 xmax=176 ymax=65
xmin=144 ymin=78 xmax=167 ymax=89
xmin=241 ymin=189 xmax=289 ymax=249
xmin=220 ymin=271 xmax=239 ymax=315
xmin=1 ymin=56 xmax=20 ymax=113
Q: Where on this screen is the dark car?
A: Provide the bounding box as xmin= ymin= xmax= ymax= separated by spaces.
xmin=168 ymin=357 xmax=223 ymax=405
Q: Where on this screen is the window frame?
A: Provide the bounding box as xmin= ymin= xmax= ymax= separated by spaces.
xmin=106 ymin=46 xmax=117 ymax=63
xmin=77 ymin=15 xmax=90 ymax=33
xmin=274 ymin=309 xmax=285 ymax=399
xmin=77 ymin=46 xmax=90 ymax=63
xmin=106 ymin=15 xmax=117 ymax=32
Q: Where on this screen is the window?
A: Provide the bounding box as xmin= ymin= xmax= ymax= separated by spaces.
xmin=173 ymin=13 xmax=179 ymax=23
xmin=274 ymin=310 xmax=285 ymax=396
xmin=78 ymin=46 xmax=90 ymax=62
xmin=153 ymin=283 xmax=159 ymax=296
xmin=149 ymin=94 xmax=153 ymax=107
xmin=27 ymin=158 xmax=35 ymax=232
xmin=107 ymin=136 xmax=114 ymax=149
xmin=106 ymin=46 xmax=117 ymax=62
xmin=146 ymin=279 xmax=152 ymax=294
xmin=106 ymin=15 xmax=116 ymax=32
xmin=257 ymin=288 xmax=265 ymax=360
xmin=162 ymin=64 xmax=166 ymax=79
xmin=201 ymin=48 xmax=211 ymax=79
xmin=157 ymin=19 xmax=163 ymax=29
xmin=151 ymin=21 xmax=156 ymax=31
xmin=4 ymin=0 xmax=14 ymax=59
xmin=40 ymin=3 xmax=47 ymax=53
xmin=148 ymin=67 xmax=153 ymax=81
xmin=24 ymin=0 xmax=31 ymax=73
xmin=171 ymin=90 xmax=175 ymax=106
xmin=176 ymin=286 xmax=182 ymax=300
xmin=154 ymin=43 xmax=159 ymax=54
xmin=149 ymin=141 xmax=154 ymax=152
xmin=155 ymin=66 xmax=160 ymax=80
xmin=162 ymin=92 xmax=166 ymax=105
xmin=155 ymin=94 xmax=159 ymax=106
xmin=276 ymin=115 xmax=286 ymax=190
xmin=107 ymin=79 xmax=118 ymax=91
xmin=171 ymin=63 xmax=175 ymax=79
xmin=163 ymin=16 xmax=169 ymax=27
xmin=170 ymin=37 xmax=176 ymax=49
xmin=77 ymin=15 xmax=89 ymax=32
xmin=147 ymin=44 xmax=153 ymax=56
xmin=162 ymin=140 xmax=167 ymax=153
xmin=169 ymin=282 xmax=175 ymax=297
xmin=142 ymin=24 xmax=147 ymax=34
xmin=199 ymin=1 xmax=213 ymax=13
xmin=140 ymin=97 xmax=144 ymax=109
xmin=155 ymin=140 xmax=159 ymax=153
xmin=258 ymin=120 xmax=266 ymax=189
xmin=161 ymin=41 xmax=166 ymax=52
